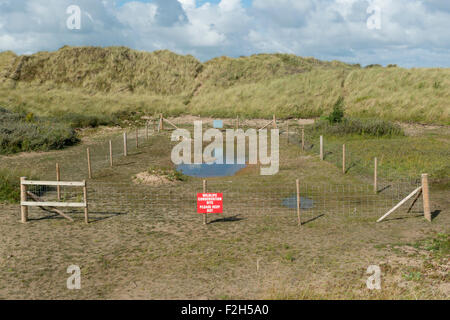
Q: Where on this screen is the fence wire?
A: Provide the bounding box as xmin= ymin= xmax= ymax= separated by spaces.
xmin=24 ymin=179 xmax=423 ymax=224
xmin=15 ymin=121 xmax=434 ymax=224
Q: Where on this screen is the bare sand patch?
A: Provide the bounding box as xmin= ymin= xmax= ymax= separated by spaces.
xmin=133 ymin=171 xmax=175 ymax=186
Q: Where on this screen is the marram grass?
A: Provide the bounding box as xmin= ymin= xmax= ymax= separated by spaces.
xmin=0 ymin=46 xmax=449 ymax=124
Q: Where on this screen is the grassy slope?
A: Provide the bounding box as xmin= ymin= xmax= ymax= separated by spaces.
xmin=0 ymin=46 xmax=201 ymax=95
xmin=344 ymin=68 xmax=450 ymax=123
xmin=190 ymin=68 xmax=347 ymax=118
xmin=0 ymin=47 xmax=449 ymax=124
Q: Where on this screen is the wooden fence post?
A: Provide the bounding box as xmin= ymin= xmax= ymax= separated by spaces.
xmin=296 ymin=179 xmax=301 ymax=226
xmin=302 ymin=127 xmax=305 ymax=151
xmin=135 ymin=128 xmax=139 ymax=148
xmin=87 ymin=148 xmax=92 ymax=179
xmin=342 ymin=144 xmax=346 ymax=174
xmin=123 ymin=132 xmax=128 ymax=157
xmin=374 ymin=157 xmax=378 ymax=194
xmin=83 ymin=180 xmax=89 ymax=224
xmin=422 ymin=174 xmax=431 ymax=222
xmin=20 ymin=177 xmax=28 ymax=223
xmin=273 ymin=115 xmax=277 ymax=129
xmin=287 ymin=123 xmax=289 ymax=144
xmin=109 ymin=140 xmax=113 ymax=167
xmin=56 ymin=163 xmax=61 ymax=200
xmin=160 ymin=114 xmax=164 ymax=131
xmin=203 ymin=180 xmax=207 ymax=225
xmin=320 ymin=136 xmax=324 ymax=160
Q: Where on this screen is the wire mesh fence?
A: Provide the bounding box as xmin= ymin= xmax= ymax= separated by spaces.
xmin=23 ymin=178 xmax=424 ymax=225
xmin=284 ymin=126 xmax=443 ymax=185
xmin=25 ymin=126 xmax=158 ymax=182
xmin=12 ymin=118 xmax=436 ymax=224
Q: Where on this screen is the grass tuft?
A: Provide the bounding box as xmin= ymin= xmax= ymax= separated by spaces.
xmin=147 ymin=166 xmax=188 ymax=182
xmin=0 ymin=168 xmax=37 ymax=203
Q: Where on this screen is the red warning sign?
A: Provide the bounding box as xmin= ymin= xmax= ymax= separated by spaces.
xmin=197 ymin=193 xmax=223 ymax=214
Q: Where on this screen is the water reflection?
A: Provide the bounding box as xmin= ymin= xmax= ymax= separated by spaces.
xmin=282 ymin=195 xmax=315 ymax=210
xmin=177 ymin=147 xmax=247 ymax=178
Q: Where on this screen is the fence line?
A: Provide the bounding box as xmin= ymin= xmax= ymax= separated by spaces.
xmin=285 ymin=127 xmax=434 ymax=185
xmin=13 ymin=117 xmax=438 ymax=225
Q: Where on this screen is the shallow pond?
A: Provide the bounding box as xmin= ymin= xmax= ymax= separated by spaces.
xmin=282 ymin=195 xmax=315 ymax=210
xmin=176 ymin=148 xmax=247 ymax=178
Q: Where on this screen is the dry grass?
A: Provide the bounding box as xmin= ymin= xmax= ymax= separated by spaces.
xmin=0 ymin=47 xmax=449 ymax=124
xmin=0 ymin=47 xmax=201 ymax=95
xmin=344 ymin=67 xmax=450 ymax=124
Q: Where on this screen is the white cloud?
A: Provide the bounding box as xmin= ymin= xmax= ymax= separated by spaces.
xmin=0 ymin=0 xmax=449 ymax=67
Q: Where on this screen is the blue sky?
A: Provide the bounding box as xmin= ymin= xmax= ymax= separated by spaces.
xmin=1 ymin=0 xmax=450 ymax=67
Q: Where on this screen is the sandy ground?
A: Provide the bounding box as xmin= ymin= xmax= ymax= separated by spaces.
xmin=0 ymin=125 xmax=448 ymax=300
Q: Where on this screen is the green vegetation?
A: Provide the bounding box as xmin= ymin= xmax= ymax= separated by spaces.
xmin=56 ymin=113 xmax=119 ymax=129
xmin=147 ymin=165 xmax=188 ymax=182
xmin=402 ymin=271 xmax=422 ymax=282
xmin=413 ymin=233 xmax=450 ymax=260
xmin=0 ymin=46 xmax=448 ymax=124
xmin=0 ymin=168 xmax=37 ymax=203
xmin=287 ymin=113 xmax=447 ymax=183
xmin=309 ymin=97 xmax=404 ymax=137
xmin=0 ymin=107 xmax=79 ymax=154
xmin=0 ymin=169 xmax=20 ymax=203
xmin=310 ymin=118 xmax=404 ymax=137
xmin=302 ymin=129 xmax=449 ymax=182
xmin=282 ymin=100 xmax=448 ymax=182
xmin=326 ymin=97 xmax=345 ymax=124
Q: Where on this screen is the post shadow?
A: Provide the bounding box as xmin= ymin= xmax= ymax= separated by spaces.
xmin=301 ymin=214 xmax=325 ymax=226
xmin=209 ymin=215 xmax=244 ymax=224
xmin=431 ymin=210 xmax=442 ymax=221
xmin=377 ymin=185 xmax=392 ymax=194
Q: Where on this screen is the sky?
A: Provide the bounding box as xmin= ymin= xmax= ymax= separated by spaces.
xmin=1 ymin=0 xmax=450 ymax=67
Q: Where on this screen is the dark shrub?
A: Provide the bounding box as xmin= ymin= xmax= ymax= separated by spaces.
xmin=0 ymin=107 xmax=79 ymax=154
xmin=327 ymin=97 xmax=345 ymax=124
xmin=59 ymin=113 xmax=119 ymax=128
xmin=365 ymin=64 xmax=382 ymax=68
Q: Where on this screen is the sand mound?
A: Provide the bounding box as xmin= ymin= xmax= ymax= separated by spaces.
xmin=133 ymin=172 xmax=175 ymax=186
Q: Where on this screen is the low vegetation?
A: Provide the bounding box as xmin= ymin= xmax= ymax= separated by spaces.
xmin=0 ymin=169 xmax=20 ymax=203
xmin=0 ymin=107 xmax=79 ymax=154
xmin=0 ymin=168 xmax=37 ymax=203
xmin=146 ymin=166 xmax=188 ymax=182
xmin=308 ymin=97 xmax=404 ymax=137
xmin=311 ymin=118 xmax=404 ymax=137
xmin=301 ymin=128 xmax=448 ymax=182
xmin=133 ymin=166 xmax=188 ymax=186
xmin=414 ymin=233 xmax=449 ymax=260
xmin=56 ymin=113 xmax=119 ymax=129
